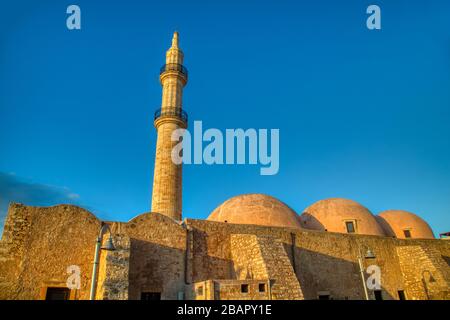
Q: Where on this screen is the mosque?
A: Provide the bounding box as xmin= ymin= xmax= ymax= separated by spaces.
xmin=0 ymin=33 xmax=449 ymax=300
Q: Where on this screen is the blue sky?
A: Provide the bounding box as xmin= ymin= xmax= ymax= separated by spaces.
xmin=0 ymin=0 xmax=449 ymax=235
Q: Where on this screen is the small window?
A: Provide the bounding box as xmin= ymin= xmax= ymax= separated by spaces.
xmin=403 ymin=229 xmax=412 ymax=238
xmin=258 ymin=283 xmax=266 ymax=292
xmin=345 ymin=221 xmax=355 ymax=233
xmin=141 ymin=292 xmax=161 ymax=300
xmin=398 ymin=290 xmax=406 ymax=300
xmin=241 ymin=284 xmax=249 ymax=293
xmin=196 ymin=286 xmax=204 ymax=296
xmin=374 ymin=290 xmax=383 ymax=300
xmin=45 ymin=287 xmax=70 ymax=300
xmin=318 ymin=294 xmax=330 ymax=300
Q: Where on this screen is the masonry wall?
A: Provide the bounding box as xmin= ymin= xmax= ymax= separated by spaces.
xmin=187 ymin=280 xmax=270 ymax=300
xmin=0 ymin=203 xmax=32 ymax=298
xmin=119 ymin=212 xmax=187 ymax=300
xmin=396 ymin=245 xmax=450 ymax=300
xmin=0 ymin=204 xmax=188 ymax=300
xmin=294 ymin=229 xmax=405 ymax=299
xmin=1 ymin=205 xmax=449 ymax=300
xmin=186 ymin=219 xmax=450 ymax=300
xmin=0 ymin=204 xmax=101 ymax=300
xmin=230 ymin=234 xmax=303 ymax=299
xmin=230 ymin=234 xmax=267 ymax=280
xmin=187 ymin=219 xmax=296 ymax=283
xmin=214 ymin=280 xmax=270 ymax=300
xmin=95 ymin=234 xmax=130 ymax=300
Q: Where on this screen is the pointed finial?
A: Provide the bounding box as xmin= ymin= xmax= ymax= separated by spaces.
xmin=171 ymin=31 xmax=179 ymax=48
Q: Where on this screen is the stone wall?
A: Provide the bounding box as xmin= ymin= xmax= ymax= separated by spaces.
xmin=95 ymin=234 xmax=130 ymax=300
xmin=0 ymin=204 xmax=101 ymax=300
xmin=257 ymin=236 xmax=303 ymax=299
xmin=214 ymin=280 xmax=269 ymax=300
xmin=230 ymin=234 xmax=303 ymax=299
xmin=185 ymin=219 xmax=450 ymax=300
xmin=1 ymin=205 xmax=449 ymax=300
xmin=187 ymin=219 xmax=296 ymax=283
xmin=397 ymin=245 xmax=450 ymax=300
xmin=187 ymin=280 xmax=270 ymax=300
xmin=121 ymin=212 xmax=187 ymax=300
xmin=186 ymin=280 xmax=215 ymax=300
xmin=0 ymin=205 xmax=187 ymax=300
xmin=0 ymin=203 xmax=33 ymax=298
xmin=230 ymin=234 xmax=267 ymax=280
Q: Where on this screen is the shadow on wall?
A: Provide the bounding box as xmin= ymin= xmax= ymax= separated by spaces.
xmin=442 ymin=256 xmax=450 ymax=268
xmin=293 ymin=247 xmax=395 ymax=300
xmin=375 ymin=216 xmax=396 ymax=237
xmin=299 ymin=213 xmax=326 ymax=231
xmin=189 ymin=225 xmax=399 ymax=300
xmin=128 ymin=239 xmax=185 ymax=300
xmin=128 ymin=236 xmax=234 ymax=300
xmin=190 ymin=229 xmax=234 ymax=282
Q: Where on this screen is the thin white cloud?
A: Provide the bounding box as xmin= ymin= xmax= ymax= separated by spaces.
xmin=0 ymin=172 xmax=82 ymax=236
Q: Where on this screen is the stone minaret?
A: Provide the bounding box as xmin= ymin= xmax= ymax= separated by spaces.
xmin=151 ymin=32 xmax=188 ymax=220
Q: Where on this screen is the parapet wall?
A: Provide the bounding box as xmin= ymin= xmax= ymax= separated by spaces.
xmin=186 ymin=219 xmax=450 ymax=300
xmin=0 ymin=203 xmax=101 ymax=300
xmin=118 ymin=212 xmax=187 ymax=300
xmin=1 ymin=204 xmax=448 ymax=300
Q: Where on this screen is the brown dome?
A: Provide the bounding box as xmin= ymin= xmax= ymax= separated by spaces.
xmin=377 ymin=210 xmax=435 ymax=239
xmin=207 ymin=194 xmax=301 ymax=229
xmin=300 ymin=198 xmax=385 ymax=236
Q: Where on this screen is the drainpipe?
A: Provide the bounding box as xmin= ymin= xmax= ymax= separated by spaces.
xmin=358 ymin=255 xmax=370 ymax=300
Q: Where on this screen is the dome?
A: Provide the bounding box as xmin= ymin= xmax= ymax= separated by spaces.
xmin=377 ymin=210 xmax=435 ymax=239
xmin=207 ymin=194 xmax=302 ymax=229
xmin=300 ymin=198 xmax=385 ymax=236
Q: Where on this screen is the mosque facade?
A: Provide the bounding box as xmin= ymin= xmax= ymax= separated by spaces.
xmin=0 ymin=33 xmax=449 ymax=300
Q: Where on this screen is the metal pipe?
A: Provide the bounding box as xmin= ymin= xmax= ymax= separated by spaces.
xmin=358 ymin=256 xmax=369 ymax=300
xmin=89 ymin=237 xmax=102 ymax=300
xmin=89 ymin=224 xmax=113 ymax=300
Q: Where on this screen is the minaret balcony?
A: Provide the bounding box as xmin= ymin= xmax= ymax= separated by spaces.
xmin=160 ymin=63 xmax=188 ymax=79
xmin=154 ymin=107 xmax=188 ymax=124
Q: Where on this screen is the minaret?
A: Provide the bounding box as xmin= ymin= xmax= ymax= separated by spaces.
xmin=151 ymin=32 xmax=188 ymax=220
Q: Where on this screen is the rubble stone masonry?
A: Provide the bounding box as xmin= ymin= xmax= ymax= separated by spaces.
xmin=1 ymin=204 xmax=449 ymax=300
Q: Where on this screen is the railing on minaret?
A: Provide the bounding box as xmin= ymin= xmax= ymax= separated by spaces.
xmin=154 ymin=107 xmax=188 ymax=123
xmin=159 ymin=63 xmax=188 ymax=78
xmin=151 ymin=32 xmax=188 ymax=221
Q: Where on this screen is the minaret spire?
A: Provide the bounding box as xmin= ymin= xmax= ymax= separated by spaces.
xmin=150 ymin=32 xmax=188 ymax=221
xmin=171 ymin=31 xmax=179 ymax=48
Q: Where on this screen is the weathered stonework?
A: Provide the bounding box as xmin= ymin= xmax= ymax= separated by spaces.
xmin=96 ymin=234 xmax=130 ymax=300
xmin=396 ymin=245 xmax=450 ymax=300
xmin=0 ymin=203 xmax=101 ymax=300
xmin=1 ymin=33 xmax=449 ymax=301
xmin=122 ymin=213 xmax=187 ymax=300
xmin=0 ymin=204 xmax=449 ymax=300
xmin=151 ymin=32 xmax=187 ymax=221
xmin=185 ymin=219 xmax=450 ymax=300
xmin=230 ymin=234 xmax=303 ymax=299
